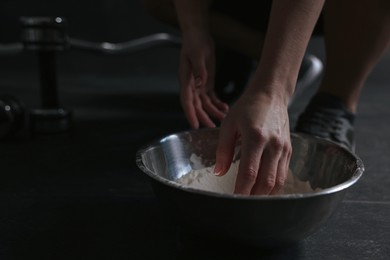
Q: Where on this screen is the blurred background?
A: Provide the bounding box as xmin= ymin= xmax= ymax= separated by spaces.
xmin=0 ymin=0 xmax=181 ymax=94
xmin=0 ymin=0 xmax=389 ymax=259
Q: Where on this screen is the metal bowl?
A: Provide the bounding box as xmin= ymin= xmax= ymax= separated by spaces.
xmin=136 ymin=128 xmax=364 ymax=247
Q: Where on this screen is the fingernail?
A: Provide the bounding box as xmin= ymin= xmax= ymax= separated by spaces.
xmin=195 ymin=77 xmax=202 ymax=87
xmin=213 ymin=164 xmax=222 ymax=176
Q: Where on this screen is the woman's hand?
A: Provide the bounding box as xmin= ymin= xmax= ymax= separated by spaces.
xmin=214 ymin=89 xmax=292 ymax=195
xmin=211 ymin=0 xmax=325 ymax=195
xmin=174 ymin=0 xmax=324 ymax=194
xmin=178 ymin=32 xmax=229 ymax=129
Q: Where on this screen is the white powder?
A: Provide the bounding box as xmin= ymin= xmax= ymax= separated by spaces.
xmin=176 ymin=156 xmax=321 ymax=195
xmin=177 ymin=160 xmax=239 ymax=194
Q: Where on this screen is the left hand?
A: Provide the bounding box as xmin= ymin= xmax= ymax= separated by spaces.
xmin=178 ymin=31 xmax=229 ymax=129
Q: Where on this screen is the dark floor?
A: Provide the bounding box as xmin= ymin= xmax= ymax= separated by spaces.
xmin=1 ymin=4 xmax=390 ymax=260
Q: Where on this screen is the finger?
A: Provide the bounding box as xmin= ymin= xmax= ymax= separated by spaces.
xmin=188 ymin=56 xmax=215 ymax=128
xmin=204 ymin=50 xmax=229 ymax=116
xmin=269 ymin=149 xmax=289 ymax=195
xmin=234 ymin=131 xmax=265 ymax=195
xmin=214 ymin=123 xmax=237 ymax=176
xmin=180 ymin=84 xmax=199 ymax=129
xmin=271 ymin=142 xmax=292 ymax=195
xmin=192 ymin=92 xmax=216 ymax=128
xmin=179 ymin=56 xmax=199 ymax=129
xmin=251 ymin=139 xmax=284 ymax=195
xmin=209 ymin=92 xmax=229 ymax=113
xmin=205 ymin=51 xmax=215 ymax=92
xmin=191 ymin=57 xmax=208 ymax=88
xmin=200 ymin=94 xmax=228 ymax=121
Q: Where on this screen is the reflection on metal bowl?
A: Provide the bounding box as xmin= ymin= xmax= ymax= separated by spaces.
xmin=136 ymin=128 xmax=364 ymax=247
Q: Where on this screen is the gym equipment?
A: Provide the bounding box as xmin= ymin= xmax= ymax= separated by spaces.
xmin=0 ymin=16 xmax=181 ymax=139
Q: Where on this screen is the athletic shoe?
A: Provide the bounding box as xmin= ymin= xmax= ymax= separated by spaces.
xmin=294 ymin=92 xmax=356 ymax=151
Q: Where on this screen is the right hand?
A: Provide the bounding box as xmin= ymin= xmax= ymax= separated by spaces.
xmin=214 ymin=88 xmax=292 ymax=195
xmin=178 ymin=32 xmax=229 ymax=129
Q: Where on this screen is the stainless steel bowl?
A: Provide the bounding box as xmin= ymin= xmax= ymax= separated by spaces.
xmin=136 ymin=128 xmax=364 ymax=247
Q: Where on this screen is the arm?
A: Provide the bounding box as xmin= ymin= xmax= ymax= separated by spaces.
xmin=250 ymin=0 xmax=325 ymax=102
xmin=215 ymin=0 xmax=325 ymax=195
xmin=173 ymin=0 xmax=211 ymax=35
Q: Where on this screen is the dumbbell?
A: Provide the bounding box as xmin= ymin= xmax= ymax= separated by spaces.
xmin=20 ymin=16 xmax=73 ymax=136
xmin=0 ymin=95 xmax=25 ymax=139
xmin=0 ymin=95 xmax=72 ymax=140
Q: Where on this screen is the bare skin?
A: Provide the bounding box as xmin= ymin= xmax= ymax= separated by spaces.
xmin=147 ymin=0 xmax=324 ymax=195
xmin=143 ymin=0 xmax=390 ymax=195
xmin=214 ymin=0 xmax=324 ymax=195
xmin=319 ymin=0 xmax=390 ymax=113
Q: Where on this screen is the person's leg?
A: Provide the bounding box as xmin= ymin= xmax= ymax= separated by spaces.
xmin=320 ymin=0 xmax=390 ymax=113
xmin=296 ymin=0 xmax=390 ymax=150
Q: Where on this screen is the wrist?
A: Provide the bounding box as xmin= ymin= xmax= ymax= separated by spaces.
xmin=181 ymin=26 xmax=210 ymax=40
xmin=244 ymin=76 xmax=295 ymax=107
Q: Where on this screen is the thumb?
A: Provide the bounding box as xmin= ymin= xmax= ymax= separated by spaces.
xmin=214 ymin=125 xmax=237 ymax=176
xmin=191 ymin=57 xmax=208 ymax=88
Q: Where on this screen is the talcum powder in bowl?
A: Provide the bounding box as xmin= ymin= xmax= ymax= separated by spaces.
xmin=136 ymin=128 xmax=364 ymax=246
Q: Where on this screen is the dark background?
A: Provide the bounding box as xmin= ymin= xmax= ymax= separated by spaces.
xmin=0 ymin=0 xmax=389 ymax=259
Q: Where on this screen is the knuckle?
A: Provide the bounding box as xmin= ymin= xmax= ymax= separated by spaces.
xmin=269 ymin=136 xmax=284 ymax=151
xmin=248 ymin=127 xmax=267 ymax=145
xmin=242 ymin=168 xmax=258 ymax=183
xmin=284 ymin=143 xmax=292 ymax=158
xmin=286 ymin=146 xmax=292 ymax=160
xmin=285 ymin=139 xmax=292 ymax=150
xmin=274 ymin=176 xmax=286 ymax=191
xmin=260 ymin=176 xmax=276 ymax=191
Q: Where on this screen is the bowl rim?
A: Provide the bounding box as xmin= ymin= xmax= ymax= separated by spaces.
xmin=136 ymin=129 xmax=365 ymax=200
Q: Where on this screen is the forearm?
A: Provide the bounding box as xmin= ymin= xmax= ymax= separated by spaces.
xmin=173 ymin=0 xmax=212 ymax=35
xmin=247 ymin=0 xmax=325 ymax=103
